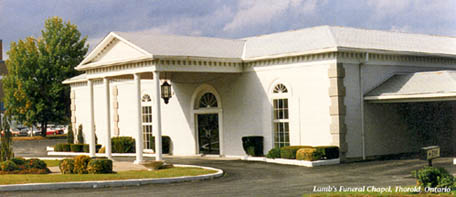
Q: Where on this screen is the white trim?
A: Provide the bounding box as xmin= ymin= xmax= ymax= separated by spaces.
xmin=364 ymin=92 xmax=456 ymax=103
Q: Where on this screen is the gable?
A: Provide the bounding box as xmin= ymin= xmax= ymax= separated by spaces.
xmin=87 ymin=38 xmax=147 ymax=65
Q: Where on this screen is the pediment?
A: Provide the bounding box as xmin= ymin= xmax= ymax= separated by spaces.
xmin=86 ymin=38 xmax=147 ymax=65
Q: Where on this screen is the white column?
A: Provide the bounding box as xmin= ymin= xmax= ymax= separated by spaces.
xmin=104 ymin=78 xmax=112 ymax=159
xmin=153 ymin=71 xmax=163 ymax=161
xmin=134 ymin=73 xmax=144 ymax=164
xmin=218 ymin=112 xmax=224 ymax=156
xmin=88 ymin=79 xmax=96 ymax=157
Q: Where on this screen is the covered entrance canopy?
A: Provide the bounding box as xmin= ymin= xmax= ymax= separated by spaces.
xmin=365 ymin=70 xmax=456 ymax=103
xmin=363 ymin=70 xmax=456 ymax=157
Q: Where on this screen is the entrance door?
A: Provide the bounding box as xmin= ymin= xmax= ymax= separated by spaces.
xmin=197 ymin=114 xmax=219 ymax=154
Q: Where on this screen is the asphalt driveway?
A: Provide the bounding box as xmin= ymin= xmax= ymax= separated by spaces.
xmin=1 ymin=155 xmax=455 ymax=197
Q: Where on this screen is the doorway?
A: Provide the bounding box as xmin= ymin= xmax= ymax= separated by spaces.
xmin=197 ymin=114 xmax=219 ymax=154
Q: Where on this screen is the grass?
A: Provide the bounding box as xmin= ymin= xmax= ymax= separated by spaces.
xmin=12 ymin=134 xmax=67 ymax=141
xmin=0 ymin=167 xmax=216 ymax=185
xmin=305 ymin=191 xmax=456 ymax=197
xmin=43 ymin=160 xmax=60 ymax=167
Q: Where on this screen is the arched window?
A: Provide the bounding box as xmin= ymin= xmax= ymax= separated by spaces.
xmin=272 ymin=83 xmax=290 ymax=148
xmin=199 ymin=93 xmax=218 ymax=108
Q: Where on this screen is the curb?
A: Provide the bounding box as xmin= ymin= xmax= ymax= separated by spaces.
xmin=0 ymin=165 xmax=223 ymax=192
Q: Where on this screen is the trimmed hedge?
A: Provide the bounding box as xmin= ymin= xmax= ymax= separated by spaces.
xmin=0 ymin=158 xmax=50 ymax=174
xmin=266 ymin=147 xmax=281 ymax=159
xmin=280 ymin=146 xmax=312 ymax=159
xmin=296 ymin=148 xmax=323 ymax=161
xmin=87 ymin=159 xmax=113 ymax=174
xmin=150 ymin=136 xmax=172 ymax=154
xmin=83 ymin=144 xmax=102 ymax=153
xmin=241 ymin=136 xmax=264 ymax=156
xmin=59 ymin=159 xmax=75 ymax=174
xmin=112 ymin=137 xmax=135 ymax=153
xmin=70 ymin=144 xmax=84 ymax=152
xmin=54 ymin=143 xmax=72 ymax=152
xmin=413 ymin=167 xmax=454 ymax=188
xmin=74 ymin=155 xmax=91 ymax=174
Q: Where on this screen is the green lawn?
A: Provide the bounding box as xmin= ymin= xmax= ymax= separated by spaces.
xmin=0 ymin=167 xmax=216 ymax=185
xmin=305 ymin=192 xmax=455 ymax=197
xmin=43 ymin=160 xmax=60 ymax=167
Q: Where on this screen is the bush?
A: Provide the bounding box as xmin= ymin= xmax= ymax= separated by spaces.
xmin=54 ymin=143 xmax=71 ymax=152
xmin=87 ymin=159 xmax=113 ymax=174
xmin=67 ymin=124 xmax=74 ymax=144
xmin=296 ymin=148 xmax=324 ymax=161
xmin=77 ymin=124 xmax=84 ymax=144
xmin=413 ymin=167 xmax=454 ymax=188
xmin=241 ymin=136 xmax=264 ymax=156
xmin=314 ymin=146 xmax=339 ymax=159
xmin=59 ymin=159 xmax=75 ymax=174
xmin=0 ymin=160 xmax=18 ymax=171
xmin=150 ymin=136 xmax=172 ymax=154
xmin=74 ymin=155 xmax=91 ymax=174
xmin=11 ymin=157 xmax=26 ymax=166
xmin=266 ymin=147 xmax=281 ymax=159
xmin=280 ymin=146 xmax=312 ymax=159
xmin=83 ymin=144 xmax=102 ymax=153
xmin=98 ymin=146 xmax=106 ymax=153
xmin=112 ymin=137 xmax=135 ymax=153
xmin=25 ymin=159 xmax=47 ymax=169
xmin=70 ymin=144 xmax=83 ymax=152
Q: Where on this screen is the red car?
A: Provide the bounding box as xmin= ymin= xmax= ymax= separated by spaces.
xmin=46 ymin=127 xmax=64 ymax=135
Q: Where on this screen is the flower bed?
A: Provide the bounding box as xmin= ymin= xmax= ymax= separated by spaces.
xmin=0 ymin=158 xmax=50 ymax=174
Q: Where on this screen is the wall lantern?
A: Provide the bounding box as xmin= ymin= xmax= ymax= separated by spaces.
xmin=161 ymin=81 xmax=172 ymax=104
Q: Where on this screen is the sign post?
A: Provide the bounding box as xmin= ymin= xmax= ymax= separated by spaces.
xmin=419 ymin=146 xmax=440 ymax=166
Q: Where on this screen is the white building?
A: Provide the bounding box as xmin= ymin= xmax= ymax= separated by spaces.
xmin=64 ymin=26 xmax=456 ymax=163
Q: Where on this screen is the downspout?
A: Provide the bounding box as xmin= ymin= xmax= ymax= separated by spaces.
xmin=360 ymin=52 xmax=369 ymax=160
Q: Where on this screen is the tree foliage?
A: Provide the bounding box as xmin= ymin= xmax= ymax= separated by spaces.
xmin=4 ymin=16 xmax=88 ymax=136
xmin=0 ymin=116 xmax=14 ymax=162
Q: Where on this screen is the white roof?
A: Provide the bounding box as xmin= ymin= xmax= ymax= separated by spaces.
xmin=365 ymin=70 xmax=456 ymax=102
xmin=77 ymin=25 xmax=456 ymax=70
xmin=243 ymin=26 xmax=456 ymax=59
xmin=62 ymin=73 xmax=87 ymax=84
xmin=114 ymin=31 xmax=245 ymax=59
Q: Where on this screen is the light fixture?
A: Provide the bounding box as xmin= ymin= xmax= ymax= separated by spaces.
xmin=161 ymin=81 xmax=172 ymax=104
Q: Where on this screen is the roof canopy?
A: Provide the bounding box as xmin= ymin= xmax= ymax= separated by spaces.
xmin=365 ymin=70 xmax=456 ymax=103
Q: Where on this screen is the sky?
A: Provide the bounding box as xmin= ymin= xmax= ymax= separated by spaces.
xmin=0 ymin=0 xmax=455 ymax=59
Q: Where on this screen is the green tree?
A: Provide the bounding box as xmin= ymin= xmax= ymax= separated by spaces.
xmin=4 ymin=16 xmax=88 ymax=136
xmin=67 ymin=124 xmax=74 ymax=144
xmin=0 ymin=115 xmax=14 ymax=161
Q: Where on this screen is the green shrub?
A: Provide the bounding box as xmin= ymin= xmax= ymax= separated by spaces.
xmin=241 ymin=136 xmax=264 ymax=156
xmin=87 ymin=159 xmax=113 ymax=174
xmin=25 ymin=159 xmax=47 ymax=169
xmin=266 ymin=147 xmax=281 ymax=159
xmin=150 ymin=136 xmax=172 ymax=154
xmin=280 ymin=146 xmax=312 ymax=159
xmin=0 ymin=160 xmax=18 ymax=171
xmin=112 ymin=137 xmax=135 ymax=153
xmin=296 ymin=148 xmax=324 ymax=161
xmin=413 ymin=167 xmax=454 ymax=188
xmin=11 ymin=157 xmax=26 ymax=166
xmin=82 ymin=144 xmax=102 ymax=153
xmin=70 ymin=144 xmax=83 ymax=152
xmin=314 ymin=146 xmax=339 ymax=159
xmin=67 ymin=124 xmax=74 ymax=144
xmin=73 ymin=155 xmax=91 ymax=174
xmin=77 ymin=124 xmax=84 ymax=144
xmin=55 ymin=143 xmax=72 ymax=152
xmin=59 ymin=159 xmax=75 ymax=174
xmin=62 ymin=143 xmax=71 ymax=152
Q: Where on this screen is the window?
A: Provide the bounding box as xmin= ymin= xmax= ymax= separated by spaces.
xmin=141 ymin=94 xmax=153 ymax=150
xmin=199 ymin=93 xmax=218 ymax=108
xmin=272 ymin=84 xmax=290 ymax=148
